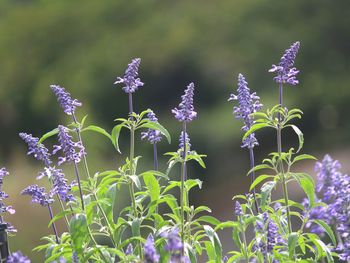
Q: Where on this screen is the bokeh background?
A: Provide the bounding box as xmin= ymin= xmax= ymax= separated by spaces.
xmin=1 ymin=0 xmax=350 ymax=261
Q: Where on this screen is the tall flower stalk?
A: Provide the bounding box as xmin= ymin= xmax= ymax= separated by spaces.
xmin=269 ymin=41 xmax=300 ymax=234
xmin=141 ymin=110 xmax=163 ymax=171
xmin=229 ymin=73 xmax=262 ymax=212
xmin=21 ymin=185 xmax=59 ymax=243
xmin=172 ymin=82 xmax=197 ymax=257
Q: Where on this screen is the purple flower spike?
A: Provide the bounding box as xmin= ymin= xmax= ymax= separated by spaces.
xmin=178 ymin=131 xmax=191 ymax=152
xmin=50 ymin=85 xmax=82 ymax=116
xmin=114 ymin=58 xmax=144 ymax=94
xmin=234 ymin=201 xmax=243 ymax=216
xmin=0 ymin=167 xmax=15 ymax=215
xmin=162 ymin=228 xmax=189 ymax=263
xmin=53 ymin=125 xmax=86 ymax=165
xmin=7 ymin=251 xmax=31 ymax=263
xmin=172 ymin=82 xmax=197 ymax=123
xmin=40 ymin=167 xmax=75 ymax=202
xmin=269 ymin=41 xmax=300 ymax=85
xmin=19 ymin=133 xmax=52 ymax=166
xmin=141 ymin=110 xmax=163 ymax=144
xmin=21 ymin=185 xmax=54 ymax=207
xmin=144 ymin=234 xmax=159 ymax=263
xmin=228 ymin=74 xmax=262 ymax=149
xmin=125 ymin=243 xmax=134 ymax=255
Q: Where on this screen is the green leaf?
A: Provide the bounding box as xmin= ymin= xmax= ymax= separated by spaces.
xmin=197 ymin=216 xmax=220 ymax=226
xmin=70 ymin=214 xmax=89 ymax=258
xmin=111 ymin=124 xmax=124 ymax=153
xmin=298 ymin=235 xmax=306 ymax=254
xmin=291 ymin=173 xmax=315 ymax=208
xmin=129 ymin=175 xmax=141 ymax=189
xmin=292 ymin=154 xmax=317 ymax=164
xmin=242 ymin=123 xmax=271 ymax=141
xmin=288 ymin=232 xmax=299 ymax=259
xmin=185 ymin=179 xmax=203 ymax=191
xmin=260 ymin=181 xmax=276 ymax=208
xmin=81 ymin=125 xmax=111 ymax=140
xmin=247 ymin=164 xmax=274 ymax=175
xmin=290 ymin=125 xmax=304 ymax=153
xmin=138 ymin=121 xmax=171 ymax=144
xmin=203 ymin=225 xmax=222 ymax=261
xmin=39 ymin=128 xmax=59 ymax=143
xmin=143 ymin=173 xmax=160 ymax=202
xmin=250 ymin=175 xmax=274 ymax=191
xmin=313 ymin=220 xmax=337 ymax=246
xmin=314 ymin=238 xmax=334 ymax=263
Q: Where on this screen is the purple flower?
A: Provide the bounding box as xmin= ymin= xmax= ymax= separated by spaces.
xmin=114 ymin=58 xmax=144 ymax=94
xmin=125 ymin=243 xmax=134 ymax=255
xmin=141 ymin=110 xmax=163 ymax=144
xmin=267 ymin=221 xmax=279 ymax=252
xmin=19 ymin=133 xmax=52 ymax=166
xmin=178 ymin=131 xmax=191 ymax=156
xmin=172 ymin=83 xmax=197 ymax=123
xmin=53 ymin=125 xmax=86 ymax=165
xmin=234 ymin=201 xmax=243 ymax=216
xmin=72 ymin=252 xmax=79 ymax=263
xmin=7 ymin=251 xmax=31 ymax=263
xmin=50 ymin=85 xmax=82 ymax=116
xmin=162 ymin=228 xmax=189 ymax=263
xmin=0 ymin=168 xmax=15 ymax=215
xmin=40 ymin=167 xmax=75 ymax=202
xmin=269 ymin=41 xmax=300 ymax=85
xmin=21 ymin=185 xmax=54 ymax=207
xmin=228 ymin=74 xmax=262 ymax=149
xmin=144 ymin=234 xmax=159 ymax=263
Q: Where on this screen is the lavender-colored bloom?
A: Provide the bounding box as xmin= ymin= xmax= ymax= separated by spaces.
xmin=41 ymin=167 xmax=75 ymax=202
xmin=72 ymin=252 xmax=79 ymax=263
xmin=19 ymin=133 xmax=51 ymax=166
xmin=144 ymin=234 xmax=159 ymax=263
xmin=172 ymin=83 xmax=197 ymax=123
xmin=163 ymin=228 xmax=183 ymax=252
xmin=21 ymin=185 xmax=54 ymax=207
xmin=114 ymin=58 xmax=144 ymax=94
xmin=141 ymin=110 xmax=163 ymax=144
xmin=50 ymin=85 xmax=82 ymax=116
xmin=125 ymin=243 xmax=134 ymax=255
xmin=234 ymin=201 xmax=243 ymax=216
xmin=228 ymin=74 xmax=262 ymax=149
xmin=53 ymin=125 xmax=86 ymax=165
xmin=269 ymin=41 xmax=300 ymax=85
xmin=7 ymin=251 xmax=31 ymax=263
xmin=0 ymin=168 xmax=15 ymax=215
xmin=267 ymin=221 xmax=279 ymax=252
xmin=178 ymin=131 xmax=191 ymax=153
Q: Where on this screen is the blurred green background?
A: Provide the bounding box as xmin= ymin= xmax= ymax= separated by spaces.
xmin=1 ymin=0 xmax=350 ymax=261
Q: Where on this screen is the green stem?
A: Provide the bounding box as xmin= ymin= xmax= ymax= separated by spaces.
xmin=240 ymin=217 xmax=249 ymax=262
xmin=180 ymin=161 xmax=185 ymax=257
xmin=129 ymin=125 xmax=138 ymax=217
xmin=277 ymin=83 xmax=292 ymax=234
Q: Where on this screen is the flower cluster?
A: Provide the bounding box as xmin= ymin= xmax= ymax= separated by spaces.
xmin=50 ymin=85 xmax=82 ymax=116
xmin=162 ymin=228 xmax=189 ymax=263
xmin=178 ymin=131 xmax=191 ymax=157
xmin=114 ymin=58 xmax=144 ymax=93
xmin=7 ymin=251 xmax=31 ymax=263
xmin=307 ymin=155 xmax=350 ymax=261
xmin=228 ymin=74 xmax=262 ymax=149
xmin=269 ymin=41 xmax=300 ymax=85
xmin=21 ymin=185 xmax=54 ymax=207
xmin=0 ymin=168 xmax=15 ymax=215
xmin=234 ymin=201 xmax=243 ymax=216
xmin=172 ymin=83 xmax=197 ymax=123
xmin=141 ymin=110 xmax=163 ymax=144
xmin=43 ymin=167 xmax=75 ymax=202
xmin=53 ymin=125 xmax=86 ymax=165
xmin=19 ymin=133 xmax=52 ymax=166
xmin=144 ymin=234 xmax=160 ymax=263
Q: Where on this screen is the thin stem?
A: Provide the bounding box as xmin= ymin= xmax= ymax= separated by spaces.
xmin=128 ymin=92 xmax=134 ymax=115
xmin=248 ymin=148 xmax=259 ymax=213
xmin=73 ymin=161 xmax=85 ymax=211
xmin=48 ymin=204 xmax=59 ymax=244
xmin=57 ymin=196 xmax=70 ymax=228
xmin=129 ymin=125 xmax=137 ymax=217
xmin=153 ymin=143 xmax=158 ymax=171
xmin=72 ymin=113 xmax=91 ymax=179
xmin=277 ymin=83 xmax=292 ymax=234
xmin=239 ymin=217 xmax=249 ymax=262
xmin=180 ymin=122 xmax=188 ymax=257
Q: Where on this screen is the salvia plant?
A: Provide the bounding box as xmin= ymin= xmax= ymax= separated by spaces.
xmin=0 ymin=42 xmax=348 ymax=262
